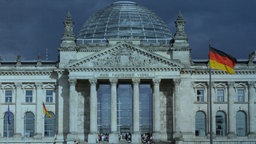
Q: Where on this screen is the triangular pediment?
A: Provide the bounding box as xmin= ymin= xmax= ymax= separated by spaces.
xmin=67 ymin=43 xmax=184 ymax=71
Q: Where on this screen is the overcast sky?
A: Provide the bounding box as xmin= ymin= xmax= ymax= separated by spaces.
xmin=0 ymin=0 xmax=256 ymax=61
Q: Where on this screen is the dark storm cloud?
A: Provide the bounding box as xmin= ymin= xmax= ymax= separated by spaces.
xmin=0 ymin=0 xmax=255 ymax=60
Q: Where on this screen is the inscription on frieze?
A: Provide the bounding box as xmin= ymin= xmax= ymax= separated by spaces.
xmin=98 ymin=73 xmax=152 ymax=78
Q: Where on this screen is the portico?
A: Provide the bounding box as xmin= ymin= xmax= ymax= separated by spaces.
xmin=67 ymin=71 xmax=180 ymax=143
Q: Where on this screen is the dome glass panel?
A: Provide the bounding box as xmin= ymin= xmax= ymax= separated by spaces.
xmin=77 ymin=1 xmax=172 ymax=44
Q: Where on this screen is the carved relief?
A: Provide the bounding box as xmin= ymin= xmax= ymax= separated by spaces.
xmin=91 ymin=47 xmax=158 ymax=67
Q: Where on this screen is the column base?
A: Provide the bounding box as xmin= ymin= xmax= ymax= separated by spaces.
xmin=132 ymin=132 xmax=141 ymax=144
xmin=67 ymin=133 xmax=77 ymax=141
xmin=153 ymin=132 xmax=163 ymax=142
xmin=109 ymin=132 xmax=119 ymax=143
xmin=55 ymin=133 xmax=65 ymax=143
xmin=88 ymin=133 xmax=98 ymax=144
xmin=227 ymin=132 xmax=236 ymax=138
xmin=14 ymin=133 xmax=22 ymax=138
xmin=34 ymin=133 xmax=43 ymax=139
xmin=248 ymin=132 xmax=256 ymax=138
xmin=173 ymin=131 xmax=183 ymax=141
xmin=206 ymin=132 xmax=216 ymax=139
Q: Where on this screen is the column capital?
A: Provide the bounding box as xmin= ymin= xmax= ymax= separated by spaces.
xmin=15 ymin=82 xmax=22 ymax=88
xmin=109 ymin=78 xmax=118 ymax=84
xmin=228 ymin=81 xmax=235 ymax=87
xmin=35 ymin=82 xmax=43 ymax=89
xmin=248 ymin=81 xmax=256 ymax=87
xmin=173 ymin=78 xmax=181 ymax=85
xmin=132 ymin=78 xmax=140 ymax=84
xmin=89 ymin=78 xmax=97 ymax=85
xmin=68 ymin=79 xmax=77 ymax=85
xmin=153 ymin=78 xmax=161 ymax=84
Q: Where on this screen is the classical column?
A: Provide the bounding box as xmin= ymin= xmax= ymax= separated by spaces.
xmin=228 ymin=82 xmax=236 ymax=138
xmin=67 ymin=79 xmax=78 ymax=141
xmin=35 ymin=83 xmax=43 ymax=138
xmin=88 ymin=78 xmax=98 ymax=144
xmin=132 ymin=78 xmax=141 ymax=143
xmin=55 ymin=71 xmax=66 ymax=143
xmin=248 ymin=82 xmax=256 ymax=137
xmin=152 ymin=78 xmax=161 ymax=141
xmin=15 ymin=83 xmax=22 ymax=137
xmin=173 ymin=79 xmax=182 ymax=139
xmin=109 ymin=78 xmax=118 ymax=143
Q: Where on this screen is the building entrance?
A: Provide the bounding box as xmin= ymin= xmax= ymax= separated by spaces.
xmin=97 ymin=82 xmax=153 ymax=138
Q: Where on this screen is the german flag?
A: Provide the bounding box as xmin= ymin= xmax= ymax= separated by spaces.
xmin=43 ymin=103 xmax=52 ymax=117
xmin=209 ymin=47 xmax=237 ymax=74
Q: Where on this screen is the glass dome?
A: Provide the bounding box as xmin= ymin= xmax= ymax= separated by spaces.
xmin=77 ymin=1 xmax=172 ymax=44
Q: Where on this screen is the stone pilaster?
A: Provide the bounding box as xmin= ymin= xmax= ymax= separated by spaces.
xmin=132 ymin=78 xmax=141 ymax=143
xmin=88 ymin=79 xmax=98 ymax=144
xmin=15 ymin=83 xmax=22 ymax=137
xmin=227 ymin=82 xmax=236 ymax=138
xmin=109 ymin=78 xmax=119 ymax=143
xmin=0 ymin=83 xmax=2 ymax=137
xmin=248 ymin=82 xmax=256 ymax=137
xmin=67 ymin=79 xmax=78 ymax=141
xmin=35 ymin=83 xmax=43 ymax=138
xmin=152 ymin=78 xmax=161 ymax=141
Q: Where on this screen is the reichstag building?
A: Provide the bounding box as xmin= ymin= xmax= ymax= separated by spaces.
xmin=0 ymin=1 xmax=256 ymax=144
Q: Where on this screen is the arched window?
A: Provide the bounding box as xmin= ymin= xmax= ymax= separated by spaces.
xmin=3 ymin=111 xmax=14 ymax=137
xmin=44 ymin=112 xmax=56 ymax=137
xmin=216 ymin=111 xmax=226 ymax=136
xmin=195 ymin=111 xmax=206 ymax=136
xmin=236 ymin=111 xmax=247 ymax=136
xmin=24 ymin=112 xmax=35 ymax=137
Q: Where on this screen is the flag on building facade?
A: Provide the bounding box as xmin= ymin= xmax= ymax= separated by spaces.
xmin=43 ymin=103 xmax=52 ymax=117
xmin=7 ymin=104 xmax=11 ymax=124
xmin=209 ymin=46 xmax=237 ymax=74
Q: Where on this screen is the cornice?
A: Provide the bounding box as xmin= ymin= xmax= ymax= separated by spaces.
xmin=0 ymin=70 xmax=53 ymax=76
xmin=171 ymin=47 xmax=191 ymax=51
xmin=68 ymin=67 xmax=179 ymax=72
xmin=181 ymin=69 xmax=256 ymax=75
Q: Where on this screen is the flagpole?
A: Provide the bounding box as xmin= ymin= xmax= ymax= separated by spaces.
xmin=209 ymin=67 xmax=213 ymax=144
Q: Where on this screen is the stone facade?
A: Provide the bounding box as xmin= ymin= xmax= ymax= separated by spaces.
xmin=0 ymin=1 xmax=256 ymax=144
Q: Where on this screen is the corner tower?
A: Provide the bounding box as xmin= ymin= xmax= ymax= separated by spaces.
xmin=59 ymin=11 xmax=77 ymax=68
xmin=171 ymin=12 xmax=191 ymax=66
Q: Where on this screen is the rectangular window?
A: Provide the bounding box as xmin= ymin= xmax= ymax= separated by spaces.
xmin=46 ymin=90 xmax=53 ymax=103
xmin=5 ymin=90 xmax=12 ymax=103
xmin=197 ymin=89 xmax=204 ymax=102
xmin=25 ymin=90 xmax=33 ymax=103
xmin=217 ymin=89 xmax=224 ymax=102
xmin=237 ymin=88 xmax=245 ymax=102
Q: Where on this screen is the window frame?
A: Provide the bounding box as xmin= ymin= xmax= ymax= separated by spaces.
xmin=25 ymin=90 xmax=33 ymax=103
xmin=3 ymin=111 xmax=14 ymax=137
xmin=195 ymin=111 xmax=206 ymax=136
xmin=216 ymin=88 xmax=225 ymax=102
xmin=237 ymin=88 xmax=245 ymax=102
xmin=24 ymin=111 xmax=35 ymax=137
xmin=196 ymin=89 xmax=205 ymax=102
xmin=46 ymin=90 xmax=54 ymax=103
xmin=44 ymin=112 xmax=56 ymax=137
xmin=5 ymin=90 xmax=13 ymax=103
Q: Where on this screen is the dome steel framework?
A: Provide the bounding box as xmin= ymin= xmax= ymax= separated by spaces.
xmin=77 ymin=1 xmax=172 ymax=44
